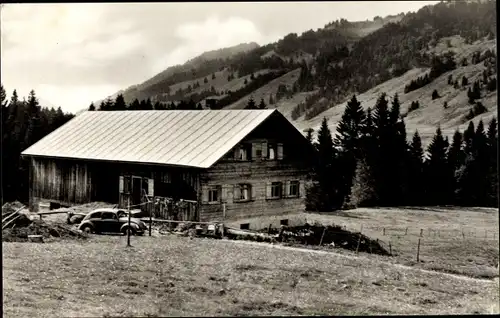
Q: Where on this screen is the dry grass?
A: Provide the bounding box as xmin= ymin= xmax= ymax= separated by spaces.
xmin=225 ymin=206 xmax=499 ymax=279
xmin=3 ymin=233 xmax=498 ymax=317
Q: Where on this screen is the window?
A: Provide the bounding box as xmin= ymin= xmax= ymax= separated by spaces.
xmin=271 ymin=182 xmax=282 ymax=198
xmin=289 ymin=181 xmax=299 ymax=197
xmin=268 ymin=143 xmax=276 ymax=160
xmin=89 ymin=211 xmax=102 ymax=219
xmin=161 ymin=172 xmax=171 ymax=183
xmin=123 ymin=176 xmax=131 ymax=194
xmin=280 ymin=219 xmax=289 ymax=226
xmin=234 ymin=144 xmax=251 ymax=161
xmin=234 ymin=184 xmax=251 ymax=202
xmin=101 ymin=212 xmax=117 ymax=220
xmin=208 ymin=187 xmax=219 ymax=203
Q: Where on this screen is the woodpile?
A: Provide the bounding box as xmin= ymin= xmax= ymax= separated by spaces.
xmin=2 ymin=201 xmax=88 ymax=242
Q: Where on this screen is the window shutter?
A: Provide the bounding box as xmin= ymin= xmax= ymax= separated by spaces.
xmin=277 ymin=143 xmax=283 ymax=160
xmin=285 ymin=181 xmax=290 ymax=198
xmin=119 ymin=176 xmax=124 ymax=193
xmin=266 ymin=182 xmax=272 ymax=198
xmin=233 ymin=184 xmax=241 ymax=201
xmin=299 ymin=181 xmax=304 ymax=198
xmin=234 ymin=147 xmax=240 ymax=160
xmin=251 ymin=184 xmax=256 ymax=200
xmin=202 ymin=186 xmax=209 ymax=203
xmin=281 ymin=182 xmax=285 ymax=198
xmin=252 ymin=143 xmax=259 ymax=160
xmin=148 ymin=178 xmax=154 ymax=197
xmin=221 ymin=184 xmax=228 ymax=202
xmin=262 ymin=142 xmax=268 ymax=159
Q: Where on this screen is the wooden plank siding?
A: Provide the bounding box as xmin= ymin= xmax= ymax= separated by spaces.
xmin=30 ymin=157 xmax=94 ymax=206
xmin=198 ymin=138 xmax=310 ymax=222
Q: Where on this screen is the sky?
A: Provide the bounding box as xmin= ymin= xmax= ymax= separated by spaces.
xmin=1 ymin=1 xmax=439 ymax=113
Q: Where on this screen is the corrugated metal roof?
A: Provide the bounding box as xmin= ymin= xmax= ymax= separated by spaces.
xmin=21 ymin=109 xmax=277 ymax=168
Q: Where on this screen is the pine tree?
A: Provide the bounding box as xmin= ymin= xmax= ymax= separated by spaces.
xmin=463 ymin=121 xmax=476 ymax=156
xmin=245 ymin=98 xmax=257 ymax=109
xmin=197 ymin=103 xmax=203 ymax=110
xmin=24 ymin=90 xmax=43 ymax=148
xmin=350 ymin=157 xmax=378 ymax=207
xmin=333 ymin=95 xmax=365 ymax=205
xmin=114 ymin=94 xmax=127 ymax=110
xmin=88 ymin=103 xmax=95 ymax=111
xmin=424 ymin=127 xmax=450 ymax=205
xmin=258 ymin=98 xmax=266 ymax=109
xmin=407 ymin=131 xmax=424 ymax=205
xmin=446 ymin=130 xmax=464 ymax=204
xmin=486 ymin=118 xmax=498 ymax=206
xmin=204 ymin=77 xmax=208 ymax=84
xmin=212 ymin=73 xmax=216 ymax=80
xmin=129 ymin=98 xmax=140 ymax=110
xmin=304 ymin=128 xmax=314 ymax=144
xmin=305 ymin=117 xmax=339 ymax=211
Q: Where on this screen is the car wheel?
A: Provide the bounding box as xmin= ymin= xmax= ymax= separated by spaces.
xmin=81 ymin=224 xmax=93 ymax=234
xmin=122 ymin=227 xmax=136 ymax=236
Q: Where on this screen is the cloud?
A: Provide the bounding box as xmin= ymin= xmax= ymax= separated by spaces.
xmin=1 ymin=2 xmax=439 ymax=113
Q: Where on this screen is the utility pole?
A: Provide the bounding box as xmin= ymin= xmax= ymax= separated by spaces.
xmin=127 ymin=194 xmax=131 ymax=247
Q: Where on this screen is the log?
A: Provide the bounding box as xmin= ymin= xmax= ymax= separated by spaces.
xmin=28 ymin=235 xmax=44 ymax=243
xmin=225 ymin=227 xmax=277 ymax=240
xmin=2 ymin=214 xmax=21 ymax=230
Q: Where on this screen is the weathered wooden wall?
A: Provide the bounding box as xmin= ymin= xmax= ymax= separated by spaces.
xmin=29 ymin=158 xmax=201 ymax=209
xmin=198 ymin=159 xmax=308 ymax=221
xmin=30 ymin=157 xmax=95 ymax=206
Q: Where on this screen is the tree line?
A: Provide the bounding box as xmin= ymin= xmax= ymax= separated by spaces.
xmin=1 ymin=85 xmax=74 ymax=203
xmin=305 ymin=92 xmax=498 ymax=211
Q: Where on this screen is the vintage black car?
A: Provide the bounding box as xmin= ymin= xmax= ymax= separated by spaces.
xmin=78 ymin=208 xmax=147 ymax=235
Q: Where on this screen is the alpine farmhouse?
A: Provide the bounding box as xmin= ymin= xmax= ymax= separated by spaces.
xmin=21 ymin=109 xmax=315 ymax=222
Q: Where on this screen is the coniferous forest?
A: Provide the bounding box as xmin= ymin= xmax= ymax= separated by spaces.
xmin=1 ymin=85 xmax=74 ymax=203
xmin=305 ymin=93 xmax=498 ymax=211
xmin=1 ymin=83 xmax=497 ymax=210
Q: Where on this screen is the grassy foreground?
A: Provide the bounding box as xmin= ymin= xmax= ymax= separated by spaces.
xmin=226 ymin=207 xmax=500 ymax=279
xmin=2 ymin=234 xmax=499 ymax=317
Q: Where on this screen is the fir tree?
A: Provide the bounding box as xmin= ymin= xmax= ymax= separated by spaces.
xmin=486 ymin=118 xmax=498 ymax=206
xmin=446 ymin=130 xmax=464 ymax=203
xmin=258 ymin=98 xmax=266 ymax=109
xmin=114 ymin=94 xmax=127 ymax=110
xmin=407 ymin=131 xmax=424 ymax=205
xmin=304 ymin=128 xmax=314 ymax=145
xmin=424 ymin=127 xmax=450 ymax=205
xmin=88 ymin=103 xmax=95 ymax=111
xmin=245 ymin=98 xmax=257 ymax=109
xmin=305 ymin=117 xmax=339 ymax=211
xmin=334 ymin=95 xmax=365 ymax=205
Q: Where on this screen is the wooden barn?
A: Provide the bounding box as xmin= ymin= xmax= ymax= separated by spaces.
xmin=21 ymin=109 xmax=315 ymax=222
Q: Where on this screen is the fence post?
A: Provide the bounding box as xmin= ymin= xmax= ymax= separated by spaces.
xmin=389 ymin=242 xmax=392 ymax=256
xmin=420 ymin=229 xmax=423 ymax=237
xmin=356 ymin=233 xmax=362 ymax=255
xmin=462 ymin=228 xmax=465 ymax=239
xmin=383 ymin=227 xmax=386 ymax=236
xmin=417 ymin=238 xmax=421 ymax=262
xmin=319 ymin=226 xmax=326 ymax=246
xmin=268 ymin=224 xmax=272 ymax=235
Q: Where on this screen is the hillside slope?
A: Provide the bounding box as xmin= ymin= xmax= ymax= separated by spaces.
xmin=95 ymin=1 xmax=497 ymax=146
